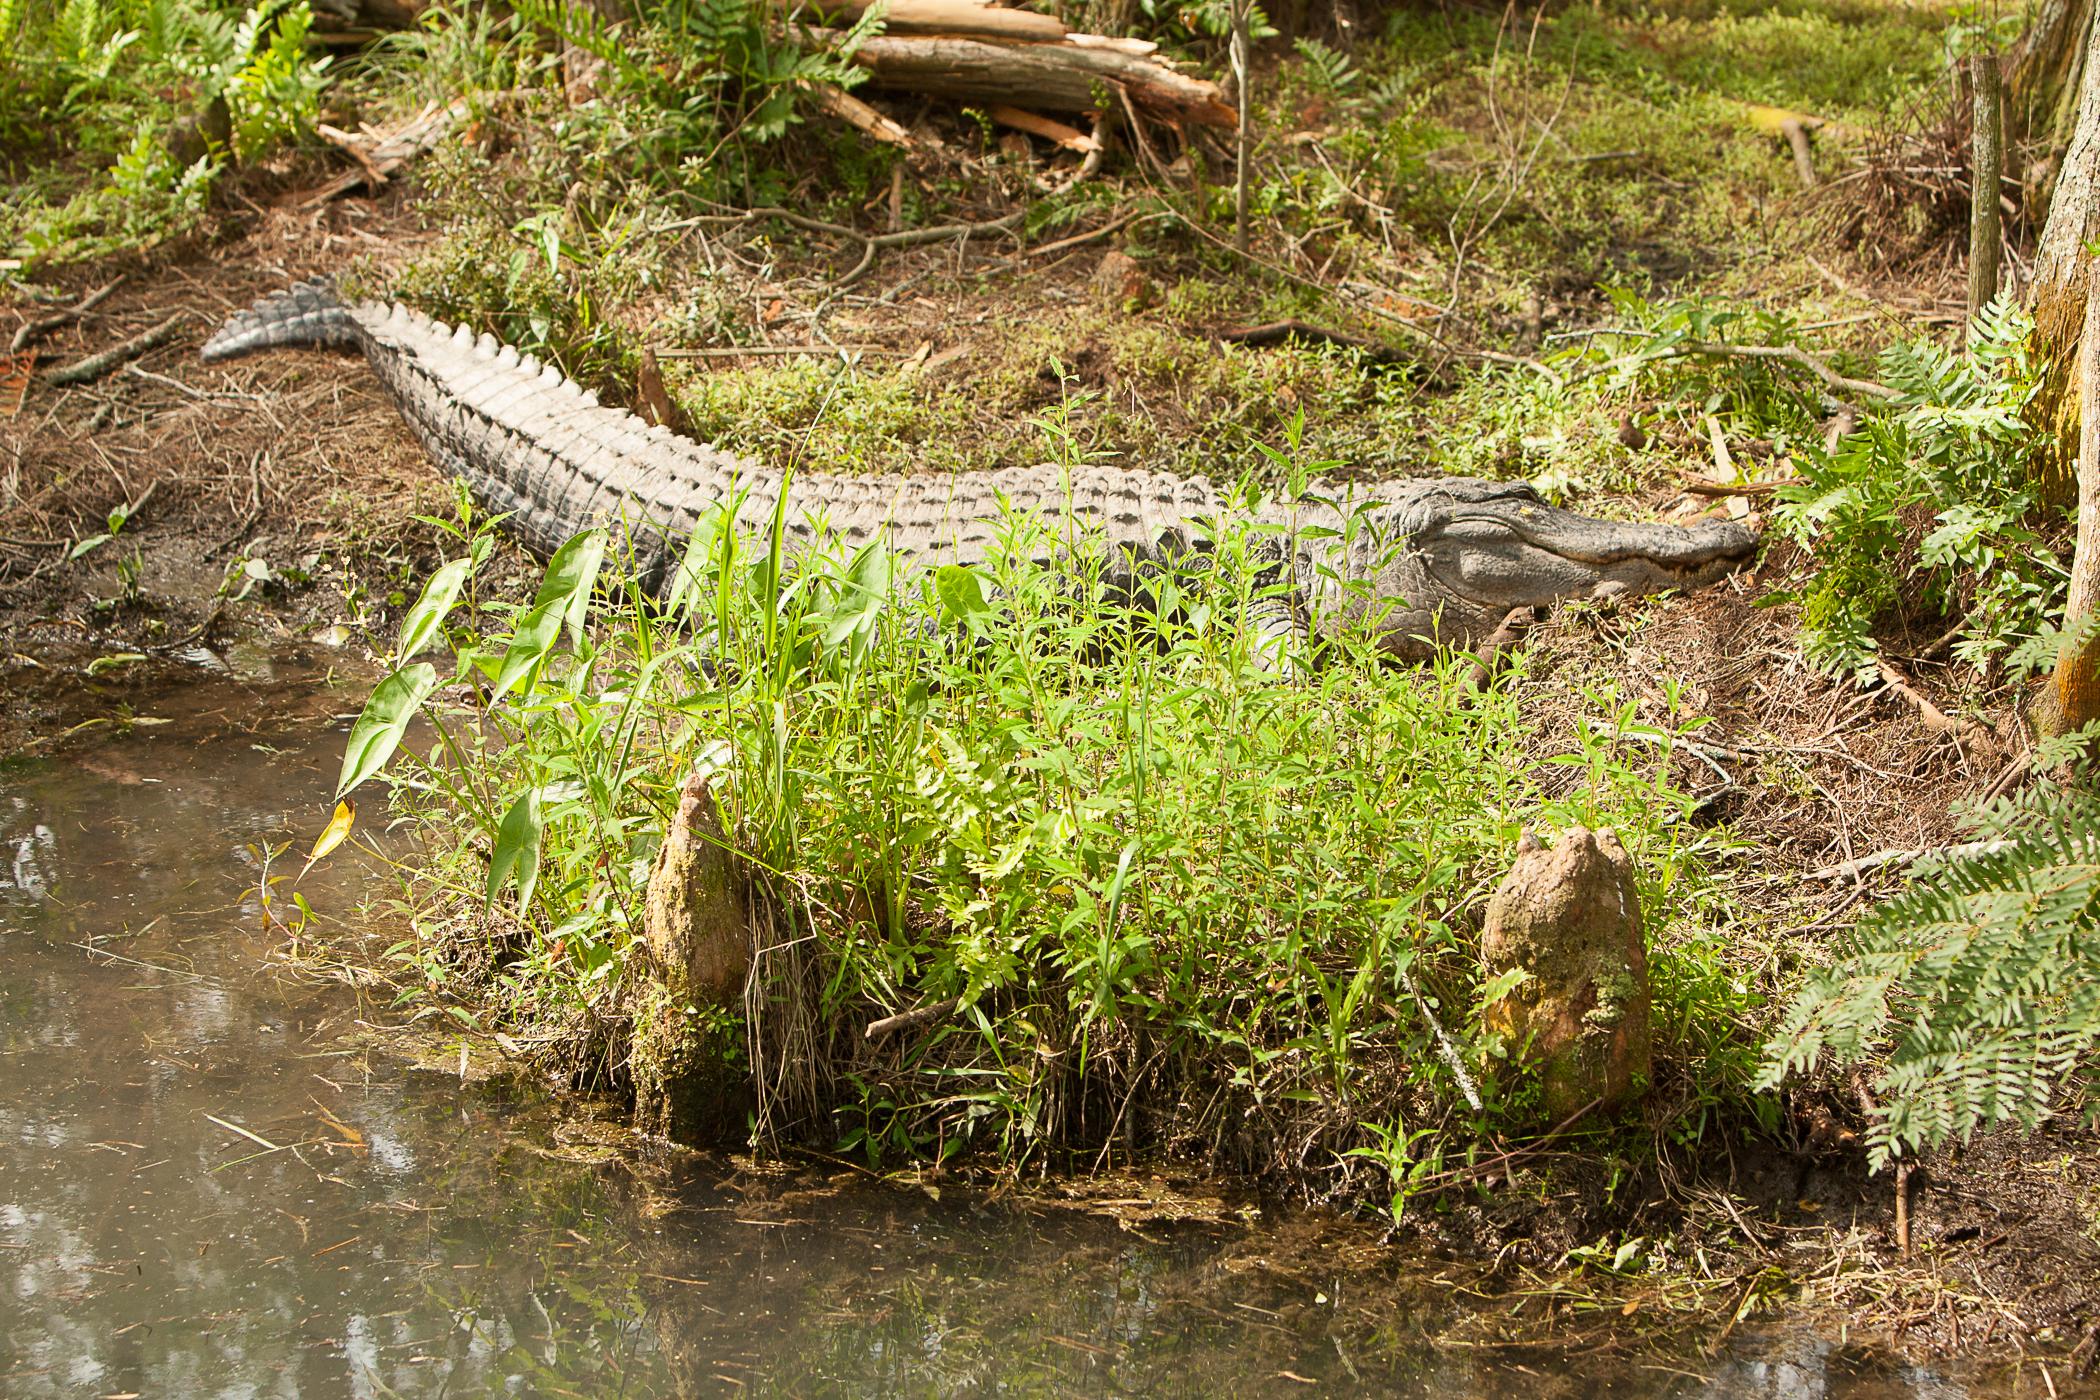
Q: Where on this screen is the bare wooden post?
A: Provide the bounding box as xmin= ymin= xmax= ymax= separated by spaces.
xmin=1971 ymin=50 xmax=2005 ymax=319
xmin=1231 ymin=0 xmax=1251 ymax=254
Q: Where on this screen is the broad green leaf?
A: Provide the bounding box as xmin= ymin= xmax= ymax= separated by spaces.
xmin=663 ymin=506 xmax=728 ymax=619
xmin=491 ymin=531 xmax=606 ymax=700
xmin=299 ymin=798 xmax=356 ymax=877
xmin=536 ymin=529 xmax=607 ymax=648
xmin=395 ymin=557 xmax=474 ymax=663
xmin=935 ymin=564 xmax=991 ymax=626
xmin=490 ymin=595 xmax=566 ymax=702
xmin=820 ymin=540 xmax=893 ymax=654
xmin=487 ymin=788 xmax=544 ymax=911
xmin=338 ymin=662 xmax=438 ymax=797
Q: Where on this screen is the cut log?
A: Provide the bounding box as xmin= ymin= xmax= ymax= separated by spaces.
xmin=792 ymin=0 xmax=1068 ymax=41
xmin=801 ymin=28 xmax=1235 ymax=128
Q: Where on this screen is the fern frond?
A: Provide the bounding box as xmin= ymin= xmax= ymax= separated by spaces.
xmin=1761 ymin=784 xmax=2100 ymax=1166
xmin=510 ymin=0 xmax=644 ymax=82
xmin=1293 ymin=36 xmax=1357 ymax=93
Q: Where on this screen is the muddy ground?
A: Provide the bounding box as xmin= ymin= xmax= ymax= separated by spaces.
xmin=4 ymin=178 xmax=2099 ymax=1379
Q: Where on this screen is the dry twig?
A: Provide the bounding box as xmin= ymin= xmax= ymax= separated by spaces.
xmin=44 ymin=314 xmax=187 ymax=386
xmin=9 ymin=278 xmax=124 ymax=355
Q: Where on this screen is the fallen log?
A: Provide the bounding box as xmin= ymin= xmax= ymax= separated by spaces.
xmin=801 ymin=27 xmax=1235 ymax=128
xmin=792 ymin=0 xmax=1067 ymax=41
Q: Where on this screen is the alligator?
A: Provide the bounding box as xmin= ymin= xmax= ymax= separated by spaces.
xmin=203 ymin=279 xmax=1758 ymax=656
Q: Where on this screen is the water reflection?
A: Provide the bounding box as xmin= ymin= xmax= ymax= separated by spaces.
xmin=0 ymin=659 xmax=2067 ymax=1397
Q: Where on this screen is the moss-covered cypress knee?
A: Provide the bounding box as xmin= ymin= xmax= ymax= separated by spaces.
xmin=630 ymin=769 xmax=753 ymax=1146
xmin=1479 ymin=826 xmax=1652 ymax=1121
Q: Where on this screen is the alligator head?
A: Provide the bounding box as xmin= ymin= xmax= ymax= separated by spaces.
xmin=1319 ymin=478 xmax=1759 ymax=659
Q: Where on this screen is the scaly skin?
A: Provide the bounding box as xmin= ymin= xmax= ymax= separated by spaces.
xmin=204 ymin=279 xmax=1759 ymax=654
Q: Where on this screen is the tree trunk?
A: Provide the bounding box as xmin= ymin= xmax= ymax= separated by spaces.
xmin=2009 ymin=0 xmax=2095 ymax=162
xmin=1971 ymin=51 xmax=2004 ymax=319
xmin=2034 ymin=10 xmax=2100 ymax=735
xmin=2028 ymin=8 xmax=2100 ymax=508
xmin=2039 ymin=284 xmax=2100 ymax=735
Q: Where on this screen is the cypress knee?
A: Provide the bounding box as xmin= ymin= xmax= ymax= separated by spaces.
xmin=630 ymin=768 xmax=753 ymax=1145
xmin=1480 ymin=827 xmax=1653 ymax=1121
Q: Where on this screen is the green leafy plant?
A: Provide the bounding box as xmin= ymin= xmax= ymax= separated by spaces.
xmin=222 ymin=0 xmax=328 ymax=157
xmin=1772 ymin=294 xmax=2056 ymax=677
xmin=507 ymin=0 xmax=882 ymax=149
xmin=2 ymin=0 xmax=332 ymax=258
xmin=1760 ymin=774 xmax=2100 ymax=1167
xmin=1570 ymin=290 xmax=2056 ymax=679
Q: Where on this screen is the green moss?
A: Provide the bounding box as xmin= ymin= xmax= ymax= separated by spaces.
xmin=629 ymin=987 xmax=750 ymax=1147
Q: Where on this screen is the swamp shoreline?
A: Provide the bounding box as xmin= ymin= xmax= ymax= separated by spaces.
xmin=6 ymin=0 xmax=2100 ymax=1376
xmin=5 ymin=215 xmax=2100 ymax=1381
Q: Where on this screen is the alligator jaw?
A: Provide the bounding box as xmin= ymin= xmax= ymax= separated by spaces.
xmin=1341 ymin=487 xmax=1760 ymax=659
xmin=1425 ymin=501 xmax=1760 ymax=597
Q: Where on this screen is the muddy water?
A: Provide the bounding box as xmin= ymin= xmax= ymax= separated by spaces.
xmin=0 ymin=658 xmax=2043 ymax=1396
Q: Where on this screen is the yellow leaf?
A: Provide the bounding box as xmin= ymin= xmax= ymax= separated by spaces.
xmin=301 ymin=798 xmax=356 ymax=877
xmin=1741 ymin=103 xmax=1822 ymax=137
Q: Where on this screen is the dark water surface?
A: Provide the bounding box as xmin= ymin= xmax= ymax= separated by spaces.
xmin=0 ymin=657 xmax=2064 ymax=1396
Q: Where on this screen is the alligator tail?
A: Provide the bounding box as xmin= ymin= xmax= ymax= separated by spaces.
xmin=200 ymin=278 xmax=361 ymax=362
